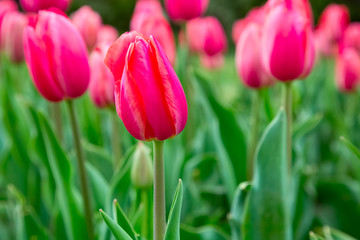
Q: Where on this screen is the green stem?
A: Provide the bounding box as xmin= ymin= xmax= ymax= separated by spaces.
xmin=153 ymin=140 xmax=165 ymax=240
xmin=247 ymin=90 xmax=261 ymax=180
xmin=141 ymin=190 xmax=149 ymax=239
xmin=283 ymin=83 xmax=292 ymax=174
xmin=52 ymin=103 xmax=63 ymax=142
xmin=66 ymin=100 xmax=94 ymax=240
xmin=111 ymin=113 xmax=122 ymax=169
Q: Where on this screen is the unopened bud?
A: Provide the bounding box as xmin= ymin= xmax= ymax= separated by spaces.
xmin=131 ymin=142 xmax=153 ymax=189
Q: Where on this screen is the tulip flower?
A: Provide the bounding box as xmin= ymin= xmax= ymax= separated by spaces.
xmin=71 ymin=6 xmax=102 ymax=50
xmin=20 ymin=0 xmax=72 ymax=12
xmin=130 ymin=0 xmax=163 ymax=31
xmin=23 ymin=10 xmax=90 ymax=102
xmin=96 ymin=25 xmax=118 ymax=45
xmin=316 ymin=4 xmax=349 ymax=57
xmin=89 ymin=43 xmax=114 ymax=108
xmin=262 ymin=1 xmax=315 ymax=81
xmin=1 ymin=12 xmax=28 ymax=63
xmin=0 ymin=0 xmax=17 ymax=45
xmin=165 ymin=0 xmax=209 ymax=22
xmin=266 ymin=0 xmax=313 ymax=23
xmin=335 ymin=47 xmax=360 ymax=92
xmin=236 ymin=23 xmax=273 ymax=89
xmin=343 ymin=23 xmax=360 ymax=53
xmin=105 ymin=34 xmax=187 ymax=141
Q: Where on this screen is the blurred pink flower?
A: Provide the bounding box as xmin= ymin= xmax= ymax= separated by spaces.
xmin=96 ymin=25 xmax=118 ymax=45
xmin=236 ymin=22 xmax=274 ymax=88
xmin=23 ymin=10 xmax=90 ymax=102
xmin=200 ymin=53 xmax=224 ymax=69
xmin=89 ymin=43 xmax=115 ymax=108
xmin=335 ymin=47 xmax=360 ymax=92
xmin=130 ymin=0 xmax=163 ymax=30
xmin=71 ymin=6 xmax=102 ymax=51
xmin=20 ymin=0 xmax=72 ymax=12
xmin=1 ymin=11 xmax=28 ymax=63
xmin=343 ymin=23 xmax=360 ymax=53
xmin=0 ymin=0 xmax=18 ymax=45
xmin=165 ymin=0 xmax=208 ymax=22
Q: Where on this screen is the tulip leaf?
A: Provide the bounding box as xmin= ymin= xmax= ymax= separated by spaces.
xmin=113 ymin=199 xmax=138 ymax=240
xmin=242 ymin=109 xmax=291 ymax=240
xmin=164 ymin=179 xmax=184 ymax=240
xmin=99 ymin=209 xmax=133 ymax=240
xmin=293 ymin=113 xmax=323 ymax=140
xmin=180 ymin=225 xmax=229 ymax=240
xmin=340 ymin=136 xmax=360 ymax=160
xmin=86 ymin=162 xmax=109 ymax=210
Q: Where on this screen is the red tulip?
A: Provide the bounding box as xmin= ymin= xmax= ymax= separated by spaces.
xmin=343 ymin=23 xmax=360 ymax=53
xmin=236 ymin=23 xmax=274 ymax=88
xmin=71 ymin=6 xmax=102 ymax=50
xmin=23 ymin=10 xmax=90 ymax=102
xmin=316 ymin=4 xmax=349 ymax=57
xmin=335 ymin=47 xmax=360 ymax=92
xmin=262 ymin=1 xmax=315 ymax=81
xmin=1 ymin=12 xmax=28 ymax=63
xmin=130 ymin=0 xmax=163 ymax=31
xmin=0 ymin=0 xmax=18 ymax=45
xmin=187 ymin=16 xmax=227 ymax=56
xmin=165 ymin=0 xmax=209 ymax=22
xmin=20 ymin=0 xmax=72 ymax=12
xmin=97 ymin=25 xmax=118 ymax=45
xmin=105 ymin=34 xmax=187 ymax=141
xmin=89 ymin=43 xmax=115 ymax=108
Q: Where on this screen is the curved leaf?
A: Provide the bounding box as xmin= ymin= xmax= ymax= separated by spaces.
xmin=113 ymin=199 xmax=138 ymax=240
xmin=99 ymin=209 xmax=133 ymax=240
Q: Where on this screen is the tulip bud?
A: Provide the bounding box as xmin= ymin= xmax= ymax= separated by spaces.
xmin=262 ymin=1 xmax=315 ymax=81
xmin=316 ymin=4 xmax=349 ymax=57
xmin=131 ymin=142 xmax=153 ymax=189
xmin=236 ymin=23 xmax=274 ymax=88
xmin=96 ymin=25 xmax=118 ymax=45
xmin=89 ymin=43 xmax=115 ymax=108
xmin=20 ymin=0 xmax=72 ymax=12
xmin=105 ymin=34 xmax=187 ymax=141
xmin=71 ymin=6 xmax=102 ymax=51
xmin=165 ymin=0 xmax=209 ymax=22
xmin=1 ymin=12 xmax=28 ymax=63
xmin=335 ymin=47 xmax=360 ymax=92
xmin=23 ymin=10 xmax=90 ymax=102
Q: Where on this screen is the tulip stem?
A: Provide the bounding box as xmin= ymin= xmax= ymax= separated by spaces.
xmin=141 ymin=189 xmax=149 ymax=239
xmin=153 ymin=140 xmax=166 ymax=240
xmin=283 ymin=82 xmax=292 ymax=174
xmin=111 ymin=113 xmax=122 ymax=169
xmin=247 ymin=90 xmax=261 ymax=180
xmin=52 ymin=103 xmax=63 ymax=142
xmin=66 ymin=100 xmax=94 ymax=240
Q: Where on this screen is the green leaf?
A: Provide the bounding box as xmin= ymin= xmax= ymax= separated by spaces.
xmin=99 ymin=209 xmax=133 ymax=240
xmin=86 ymin=162 xmax=109 ymax=210
xmin=293 ymin=113 xmax=323 ymax=140
xmin=229 ymin=182 xmax=251 ymax=240
xmin=340 ymin=136 xmax=360 ymax=160
xmin=113 ymin=199 xmax=138 ymax=240
xmin=242 ymin=109 xmax=291 ymax=240
xmin=165 ymin=179 xmax=184 ymax=240
xmin=180 ymin=225 xmax=229 ymax=240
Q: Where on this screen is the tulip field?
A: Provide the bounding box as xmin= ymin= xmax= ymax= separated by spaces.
xmin=2 ymin=0 xmax=360 ymax=240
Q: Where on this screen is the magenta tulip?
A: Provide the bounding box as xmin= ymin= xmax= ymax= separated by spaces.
xmin=165 ymin=0 xmax=209 ymax=22
xmin=335 ymin=47 xmax=360 ymax=92
xmin=130 ymin=0 xmax=163 ymax=31
xmin=105 ymin=34 xmax=187 ymax=141
xmin=20 ymin=0 xmax=72 ymax=12
xmin=71 ymin=6 xmax=102 ymax=50
xmin=23 ymin=10 xmax=90 ymax=102
xmin=262 ymin=1 xmax=315 ymax=81
xmin=236 ymin=22 xmax=274 ymax=88
xmin=1 ymin=12 xmax=28 ymax=63
xmin=96 ymin=25 xmax=118 ymax=45
xmin=89 ymin=43 xmax=114 ymax=108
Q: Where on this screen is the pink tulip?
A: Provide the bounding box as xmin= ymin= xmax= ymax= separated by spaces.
xmin=1 ymin=12 xmax=28 ymax=63
xmin=96 ymin=25 xmax=118 ymax=45
xmin=343 ymin=23 xmax=360 ymax=53
xmin=130 ymin=0 xmax=163 ymax=31
xmin=105 ymin=34 xmax=187 ymax=141
xmin=20 ymin=0 xmax=72 ymax=12
xmin=236 ymin=23 xmax=274 ymax=88
xmin=89 ymin=43 xmax=115 ymax=108
xmin=187 ymin=16 xmax=227 ymax=56
xmin=23 ymin=10 xmax=90 ymax=102
xmin=266 ymin=0 xmax=313 ymax=23
xmin=262 ymin=1 xmax=315 ymax=81
xmin=0 ymin=0 xmax=18 ymax=45
xmin=335 ymin=47 xmax=360 ymax=92
xmin=71 ymin=6 xmax=102 ymax=50
xmin=165 ymin=0 xmax=209 ymax=22
xmin=316 ymin=4 xmax=349 ymax=57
